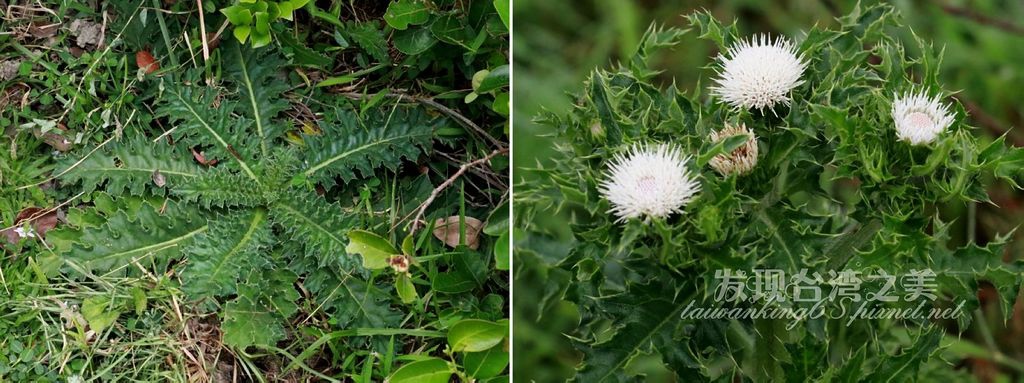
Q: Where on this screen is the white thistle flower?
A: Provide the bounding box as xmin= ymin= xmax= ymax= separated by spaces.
xmin=708 ymin=123 xmax=758 ymax=176
xmin=599 ymin=144 xmax=701 ymax=222
xmin=891 ymin=90 xmax=954 ymax=145
xmin=711 ymin=34 xmax=807 ymax=111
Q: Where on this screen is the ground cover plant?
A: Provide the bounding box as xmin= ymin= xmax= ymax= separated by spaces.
xmin=1 ymin=0 xmax=509 ymax=381
xmin=515 ymin=3 xmax=1024 ymax=382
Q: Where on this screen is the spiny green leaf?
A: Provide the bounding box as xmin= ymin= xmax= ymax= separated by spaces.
xmin=57 ymin=135 xmax=201 ymax=196
xmin=346 ymin=21 xmax=389 ymax=62
xmin=180 ymin=208 xmax=273 ymax=300
xmin=156 ymin=80 xmax=260 ymax=181
xmin=224 ymin=41 xmax=291 ymax=155
xmin=271 ymin=191 xmax=359 ymax=269
xmin=172 ymin=167 xmax=269 ymax=208
xmin=63 ymin=200 xmax=206 ymax=276
xmin=302 ymin=104 xmax=439 ymax=186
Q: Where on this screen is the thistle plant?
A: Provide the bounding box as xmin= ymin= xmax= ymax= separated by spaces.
xmin=516 ymin=4 xmax=1024 ymax=382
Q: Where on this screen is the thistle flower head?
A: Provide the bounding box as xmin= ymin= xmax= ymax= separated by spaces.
xmin=891 ymin=90 xmax=954 ymax=145
xmin=708 ymin=123 xmax=759 ymax=176
xmin=599 ymin=144 xmax=701 ymax=222
xmin=711 ymin=34 xmax=807 ymax=111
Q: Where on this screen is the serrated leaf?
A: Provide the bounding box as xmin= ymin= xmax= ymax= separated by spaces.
xmin=222 ymin=285 xmax=284 ymax=349
xmin=63 ymin=200 xmax=207 ymax=275
xmin=224 ymin=41 xmax=291 ymax=155
xmin=57 ymin=136 xmax=202 ymax=196
xmin=302 ymin=105 xmax=438 ymax=186
xmin=171 ymin=167 xmax=269 ymax=208
xmin=574 ymin=282 xmax=699 ymax=382
xmin=346 ymin=21 xmax=389 ymax=62
xmin=156 ymin=81 xmax=260 ymax=181
xmin=272 ymin=191 xmax=359 ymax=269
xmin=180 ymin=209 xmax=272 ymax=299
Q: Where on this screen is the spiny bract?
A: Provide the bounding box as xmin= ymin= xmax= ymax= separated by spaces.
xmin=708 ymin=123 xmax=759 ymax=176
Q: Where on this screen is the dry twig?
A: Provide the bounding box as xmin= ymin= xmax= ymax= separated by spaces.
xmin=408 ymin=147 xmax=509 ymax=232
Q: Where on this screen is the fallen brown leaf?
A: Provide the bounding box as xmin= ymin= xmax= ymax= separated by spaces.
xmin=1 ymin=206 xmax=60 ymax=244
xmin=68 ymin=19 xmax=103 ymax=48
xmin=432 ymin=216 xmax=484 ymax=250
xmin=136 ymin=50 xmax=160 ymax=74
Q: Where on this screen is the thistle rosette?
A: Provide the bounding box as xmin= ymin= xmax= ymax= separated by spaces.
xmin=711 ymin=34 xmax=807 ymax=111
xmin=708 ymin=123 xmax=758 ymax=176
xmin=599 ymin=144 xmax=701 ymax=222
xmin=892 ymin=90 xmax=955 ymax=145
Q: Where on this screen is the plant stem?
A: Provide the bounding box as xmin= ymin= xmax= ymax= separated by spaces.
xmin=967 ymin=202 xmax=977 ymax=244
xmin=152 ymin=0 xmax=179 ymax=67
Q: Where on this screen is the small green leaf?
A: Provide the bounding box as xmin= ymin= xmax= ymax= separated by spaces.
xmin=463 ymin=343 xmax=509 ymax=379
xmin=491 ymin=92 xmax=509 ymax=116
xmin=476 ymin=65 xmax=509 ymax=93
xmin=493 ymin=0 xmax=509 ymax=30
xmin=384 ymin=0 xmax=431 ymax=30
xmin=389 ymin=358 xmax=452 ymax=383
xmin=346 ymin=230 xmax=399 ymax=269
xmin=494 ymin=230 xmax=509 ymax=270
xmin=82 ymin=296 xmax=121 ymax=333
xmin=401 ymin=234 xmax=415 ymax=257
xmin=221 ymin=5 xmax=253 ymax=26
xmin=483 ymin=202 xmax=509 ymax=236
xmin=130 ymin=286 xmax=147 ymax=315
xmin=395 ymin=273 xmax=418 ymax=304
xmin=471 ymin=69 xmax=490 ymax=92
xmin=316 ymin=75 xmax=358 ymax=87
xmin=251 ymin=11 xmax=272 ymax=48
xmin=233 ymin=25 xmax=251 ymax=43
xmin=394 ymin=27 xmax=438 ymax=55
xmin=448 ymin=319 xmax=508 ymax=352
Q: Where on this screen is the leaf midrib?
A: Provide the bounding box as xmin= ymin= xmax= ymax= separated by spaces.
xmin=209 ymin=209 xmax=266 ymax=283
xmin=93 ymin=224 xmax=208 ymax=263
xmin=275 ymin=201 xmax=345 ymax=246
xmin=168 ymin=87 xmax=260 ymax=182
xmin=303 ymin=132 xmax=429 ymax=176
xmin=235 ymin=44 xmax=268 ymax=156
xmin=81 ymin=167 xmax=198 ymax=178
